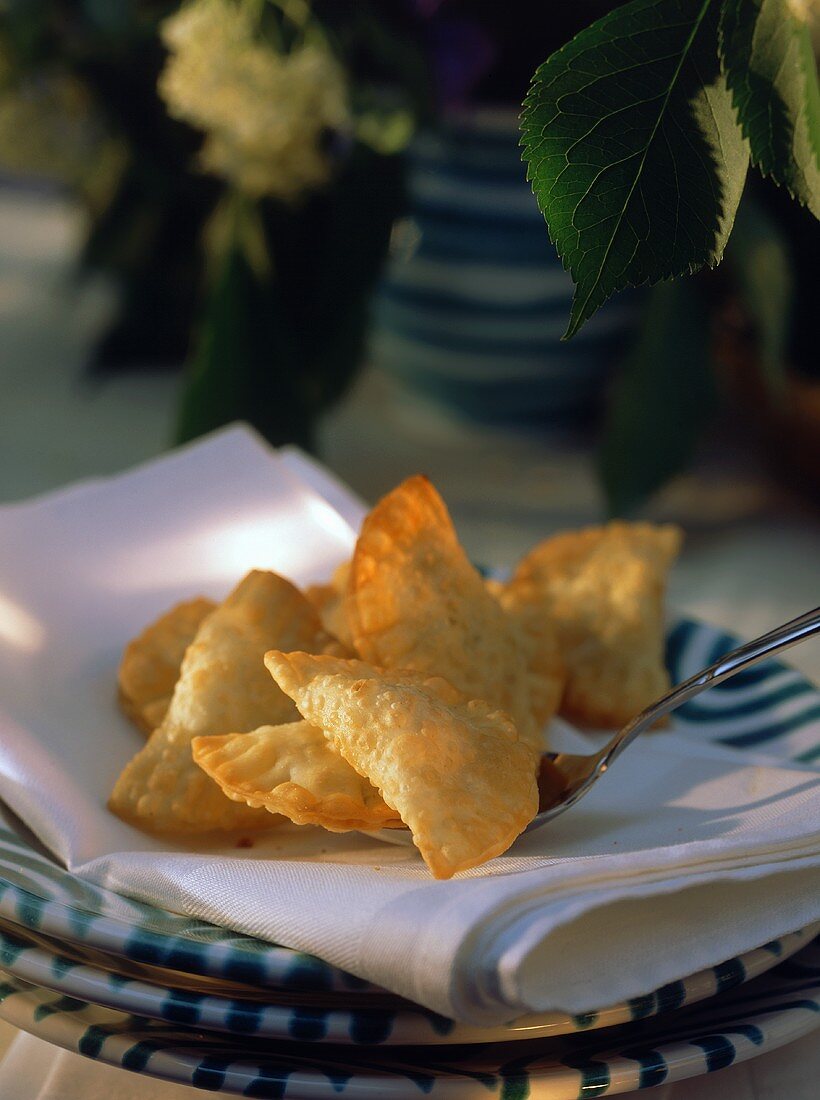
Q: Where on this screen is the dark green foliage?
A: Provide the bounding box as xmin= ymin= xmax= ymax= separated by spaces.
xmin=521 ymin=0 xmax=748 ymax=338
xmin=720 ymin=0 xmax=820 ymax=216
xmin=523 ymin=0 xmax=819 ymax=510
xmin=725 ymin=196 xmax=792 ymax=392
xmin=598 ymin=279 xmax=717 ymax=515
xmin=521 ymin=0 xmax=820 ymax=339
xmin=176 ymin=146 xmax=406 ymax=449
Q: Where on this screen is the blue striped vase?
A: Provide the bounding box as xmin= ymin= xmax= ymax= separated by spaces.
xmin=371 ymin=110 xmax=639 ymax=426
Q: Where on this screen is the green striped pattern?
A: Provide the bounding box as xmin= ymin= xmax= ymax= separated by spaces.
xmin=0 ymin=922 xmax=812 ymax=1046
xmin=0 ymin=938 xmax=817 ymax=1097
xmin=371 ymin=119 xmax=638 ymax=425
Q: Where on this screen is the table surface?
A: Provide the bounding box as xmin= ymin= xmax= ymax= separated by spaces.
xmin=1 ymin=185 xmax=818 ymax=1078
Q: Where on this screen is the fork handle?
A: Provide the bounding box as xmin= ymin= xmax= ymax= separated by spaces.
xmin=602 ymin=607 xmax=820 ymax=772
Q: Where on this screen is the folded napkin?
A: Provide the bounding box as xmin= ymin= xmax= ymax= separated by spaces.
xmin=0 ymin=425 xmax=818 ymax=1024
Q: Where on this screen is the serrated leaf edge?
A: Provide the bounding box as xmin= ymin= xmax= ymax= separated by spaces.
xmin=519 ymin=0 xmax=734 ymax=338
xmin=718 ymin=0 xmax=820 ymax=213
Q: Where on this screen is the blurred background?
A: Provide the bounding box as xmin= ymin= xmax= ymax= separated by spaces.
xmin=0 ymin=0 xmax=818 ymax=659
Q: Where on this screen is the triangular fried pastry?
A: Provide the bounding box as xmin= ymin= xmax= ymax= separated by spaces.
xmin=347 ymin=476 xmax=562 ymax=752
xmin=503 ymin=523 xmax=682 ymax=728
xmin=193 ymin=720 xmax=401 ymax=832
xmin=265 ymin=650 xmax=538 ymax=879
xmin=118 ymin=597 xmax=216 ymax=735
xmin=109 ymin=571 xmax=346 ymax=835
xmin=305 ymin=560 xmax=353 ymax=648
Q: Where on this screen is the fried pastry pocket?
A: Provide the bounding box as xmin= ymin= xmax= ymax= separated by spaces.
xmin=193 ymin=720 xmax=401 ymax=832
xmin=348 ymin=475 xmax=563 ymax=753
xmin=118 ymin=596 xmax=216 ymax=735
xmin=110 ymin=570 xmax=346 ymax=835
xmin=504 ymin=523 xmax=682 ymax=727
xmin=265 ymin=650 xmax=538 ymax=879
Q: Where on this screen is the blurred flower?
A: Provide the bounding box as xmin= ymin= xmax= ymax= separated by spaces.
xmin=354 ymin=102 xmax=415 ymax=155
xmin=158 ymin=0 xmax=351 ymax=201
xmin=787 ymin=0 xmax=819 ymax=23
xmin=787 ymin=0 xmax=820 ymax=51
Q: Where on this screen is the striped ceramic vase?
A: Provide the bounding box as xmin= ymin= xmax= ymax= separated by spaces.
xmin=371 ymin=110 xmax=639 ymax=426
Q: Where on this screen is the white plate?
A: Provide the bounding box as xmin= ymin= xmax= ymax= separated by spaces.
xmin=0 ymin=935 xmax=818 ymax=1097
xmin=0 ymin=918 xmax=814 ymax=1046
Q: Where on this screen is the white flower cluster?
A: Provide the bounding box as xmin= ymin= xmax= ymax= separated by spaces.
xmin=159 ymin=0 xmax=351 ymax=201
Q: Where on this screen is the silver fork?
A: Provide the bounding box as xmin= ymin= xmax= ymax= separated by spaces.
xmin=532 ymin=606 xmax=820 ymax=830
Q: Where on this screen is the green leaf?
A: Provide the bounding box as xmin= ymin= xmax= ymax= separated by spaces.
xmin=267 ymin=144 xmax=406 ymax=413
xmin=598 ymin=278 xmax=717 ymax=516
xmin=176 ymin=147 xmax=405 ymax=450
xmin=720 ymin=0 xmax=820 ymax=217
xmin=521 ymin=0 xmax=748 ymax=338
xmin=175 ymin=238 xmax=313 ymax=450
xmin=726 ymin=195 xmax=793 ymax=393
xmin=175 ymin=242 xmax=261 ymax=446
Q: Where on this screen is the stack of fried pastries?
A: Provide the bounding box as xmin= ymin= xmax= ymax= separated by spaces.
xmin=111 ymin=476 xmax=681 ymax=878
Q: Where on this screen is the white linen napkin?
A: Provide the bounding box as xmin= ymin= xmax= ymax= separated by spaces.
xmin=0 ymin=424 xmax=818 ymax=1025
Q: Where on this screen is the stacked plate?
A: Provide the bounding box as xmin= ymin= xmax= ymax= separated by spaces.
xmin=1 ymin=616 xmax=819 ymax=1098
